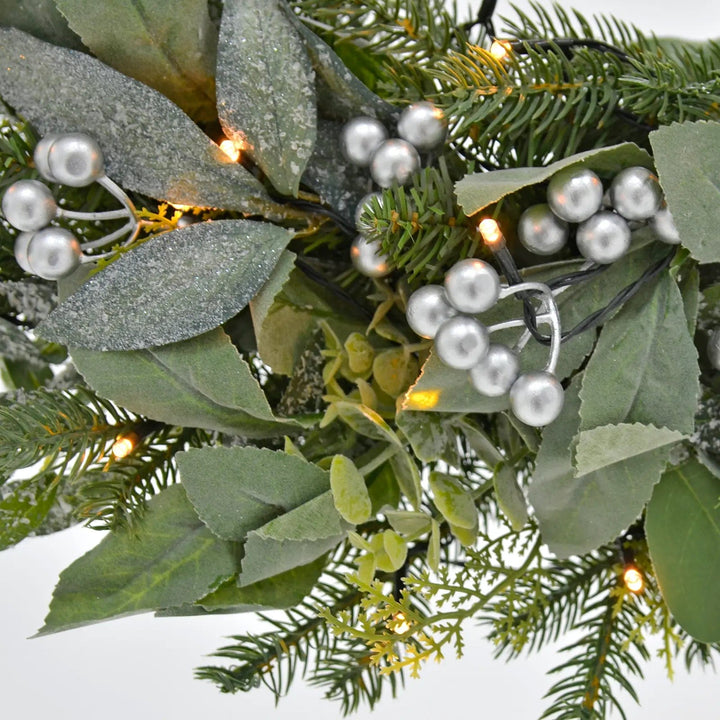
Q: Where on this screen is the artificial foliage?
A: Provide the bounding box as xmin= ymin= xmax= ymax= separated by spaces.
xmin=1 ymin=1 xmax=720 ymax=718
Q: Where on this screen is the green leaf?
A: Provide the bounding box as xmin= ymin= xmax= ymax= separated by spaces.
xmin=71 ymin=328 xmax=294 ymax=437
xmin=240 ymin=490 xmax=349 ymax=586
xmin=330 ymin=455 xmax=372 ymax=525
xmin=650 ymin=120 xmax=720 ymax=263
xmin=38 ymin=220 xmax=292 ymax=351
xmin=0 ymin=0 xmax=83 ymax=50
xmin=528 ymin=378 xmax=683 ymax=558
xmin=389 ymin=452 xmax=423 ymax=512
xmin=493 ymin=464 xmax=528 ymax=531
xmin=456 ymin=143 xmax=653 ymax=215
xmin=383 ymin=509 xmax=432 ymax=537
xmin=0 ymin=27 xmax=271 ymax=214
xmin=40 ymin=485 xmax=239 ymax=634
xmin=0 ymin=318 xmax=46 ymax=367
xmin=216 ymin=0 xmax=316 ymax=196
xmin=0 ymin=474 xmax=59 ymax=551
xmin=429 ymin=472 xmax=477 ymax=530
xmin=646 ymin=459 xmax=720 ymax=642
xmin=54 ymin=0 xmax=217 ymax=122
xmin=395 ymin=410 xmax=460 ymax=465
xmin=678 ymin=263 xmax=700 ymax=336
xmin=579 ymin=273 xmax=699 ymax=434
xmin=178 ymin=447 xmax=330 ymax=541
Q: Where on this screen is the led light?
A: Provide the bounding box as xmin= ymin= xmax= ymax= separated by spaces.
xmin=406 ymin=389 xmax=440 ymax=410
xmin=478 ymin=218 xmax=504 ymax=247
xmin=219 ymin=139 xmax=241 ymax=162
xmin=390 ymin=611 xmax=412 ymax=635
xmin=111 ymin=433 xmax=137 ymax=459
xmin=490 ymin=40 xmax=512 ymax=61
xmin=169 ymin=202 xmax=192 ymax=212
xmin=623 ymin=566 xmax=644 ymax=594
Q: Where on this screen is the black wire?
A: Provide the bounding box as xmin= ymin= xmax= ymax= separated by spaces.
xmin=276 ymin=197 xmax=357 ymax=238
xmin=510 ymin=37 xmax=632 ymax=64
xmin=462 ymin=0 xmax=497 ymax=36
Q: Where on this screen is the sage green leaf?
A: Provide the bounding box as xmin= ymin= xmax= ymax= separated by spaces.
xmin=380 ymin=530 xmax=407 ymax=572
xmin=389 ymin=452 xmax=423 ymax=512
xmin=178 ymin=447 xmax=330 ymax=541
xmin=240 ymin=490 xmax=349 ymax=586
xmin=646 ymin=459 xmax=720 ymax=642
xmin=54 ymin=0 xmax=217 ymax=122
xmin=0 ymin=474 xmax=58 ymax=551
xmin=529 ymin=379 xmax=681 ymax=558
xmin=428 ymin=519 xmax=441 ymax=572
xmin=678 ymin=264 xmax=700 ymax=336
xmin=650 ymin=120 xmax=720 ymax=263
xmin=39 ymin=485 xmax=239 ymax=634
xmin=38 ymin=220 xmax=292 ymax=351
xmin=494 ymin=465 xmax=528 ymax=531
xmin=330 ymin=455 xmax=372 ymax=525
xmin=0 ymin=28 xmax=270 ymax=214
xmin=429 ymin=472 xmax=477 ymax=530
xmin=217 ymin=0 xmax=316 ymax=196
xmin=383 ymin=509 xmax=432 ymax=537
xmin=71 ymin=328 xmax=294 ymax=437
xmin=395 ymin=410 xmax=460 ymax=465
xmin=0 ymin=0 xmax=83 ymax=50
xmin=579 ymin=273 xmax=699 ymax=434
xmin=456 ymin=143 xmax=653 ymax=215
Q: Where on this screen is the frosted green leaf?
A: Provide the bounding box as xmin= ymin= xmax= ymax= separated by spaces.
xmin=449 ymin=520 xmax=478 ymax=548
xmin=0 ymin=28 xmax=271 ymax=214
xmin=395 ymin=411 xmax=460 ymax=465
xmin=356 ymin=553 xmax=376 ymax=585
xmin=650 ymin=120 xmax=720 ymax=263
xmin=39 ymin=485 xmax=238 ymax=634
xmin=373 ymin=347 xmax=418 ymax=398
xmin=389 ymin=452 xmax=423 ymax=511
xmin=0 ymin=318 xmax=45 ymax=368
xmin=647 ymin=460 xmax=720 ymax=642
xmin=428 ymin=519 xmax=441 ymax=572
xmin=54 ymin=0 xmax=217 ymax=121
xmin=456 ymin=143 xmax=653 ymax=215
xmin=0 ymin=0 xmax=82 ymax=49
xmin=381 ymin=530 xmax=407 ymax=571
xmin=216 ymin=0 xmax=316 ymax=196
xmin=494 ymin=465 xmax=528 ymax=531
xmin=0 ymin=474 xmax=59 ymax=551
xmin=330 ymin=455 xmax=372 ymax=525
xmin=71 ymin=328 xmax=295 ymax=437
xmin=38 ymin=220 xmax=292 ymax=351
xmin=579 ymin=273 xmax=699 ymax=435
xmin=383 ymin=509 xmax=432 ymax=537
xmin=429 ymin=473 xmax=477 ymax=530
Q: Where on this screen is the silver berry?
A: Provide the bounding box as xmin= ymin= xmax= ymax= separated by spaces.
xmin=33 ymin=133 xmax=61 ymax=182
xmin=340 ymin=117 xmax=388 ymax=167
xmin=370 ymin=139 xmax=420 ymax=188
xmin=47 ymin=133 xmax=105 ymax=187
xmin=708 ymin=328 xmax=720 ymax=371
xmin=434 ymin=315 xmax=489 ymax=370
xmin=2 ymin=179 xmax=57 ymax=232
xmin=517 ymin=204 xmax=569 ymax=256
xmin=444 ymin=258 xmax=501 ymax=314
xmin=14 ymin=231 xmax=35 ymax=273
xmin=509 ymin=371 xmax=564 ymax=427
xmin=469 ymin=344 xmax=519 ymax=397
xmin=355 ymin=192 xmax=383 ymax=233
xmin=649 ymin=207 xmax=681 ymax=245
xmin=609 ymin=166 xmax=663 ymax=221
xmin=406 ymin=285 xmax=457 ymax=339
xmin=397 ymin=102 xmax=447 ymax=152
xmin=576 ymin=211 xmax=631 ymax=264
xmin=26 ymin=227 xmax=82 ymax=279
xmin=350 ymin=235 xmax=391 ymax=278
xmin=547 ymin=167 xmax=604 ymax=223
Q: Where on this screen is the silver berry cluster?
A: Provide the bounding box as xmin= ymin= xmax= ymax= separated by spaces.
xmin=406 ymin=258 xmax=565 ymax=427
xmin=1 ymin=132 xmax=139 ymax=280
xmin=339 ymin=102 xmax=447 ymax=278
xmin=518 ymin=165 xmax=679 ymax=263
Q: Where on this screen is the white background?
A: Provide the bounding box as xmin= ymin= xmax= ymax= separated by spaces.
xmin=2 ymin=1 xmax=720 ymax=718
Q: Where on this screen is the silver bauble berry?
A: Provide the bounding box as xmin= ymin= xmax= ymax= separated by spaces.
xmin=406 ymin=285 xmax=457 ymax=339
xmin=33 ymin=133 xmax=61 ymax=182
xmin=576 ymin=211 xmax=631 ymax=264
xmin=469 ymin=344 xmax=519 ymax=397
xmin=2 ymin=179 xmax=57 ymax=232
xmin=444 ymin=258 xmax=501 ymax=314
xmin=350 ymin=235 xmax=391 ymax=278
xmin=609 ymin=166 xmax=663 ymax=221
xmin=47 ymin=133 xmax=105 ymax=187
xmin=370 ymin=139 xmax=420 ymax=188
xmin=26 ymin=227 xmax=82 ymax=279
xmin=14 ymin=231 xmax=35 ymax=273
xmin=435 ymin=315 xmax=489 ymax=370
xmin=355 ymin=192 xmax=383 ymax=233
xmin=397 ymin=102 xmax=447 ymax=152
xmin=547 ymin=167 xmax=603 ymax=223
xmin=509 ymin=371 xmax=564 ymax=427
xmin=517 ymin=204 xmax=569 ymax=256
xmin=340 ymin=117 xmax=388 ymax=167
xmin=649 ymin=207 xmax=681 ymax=245
xmin=708 ymin=328 xmax=720 ymax=371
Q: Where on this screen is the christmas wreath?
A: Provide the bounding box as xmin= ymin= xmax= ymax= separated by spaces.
xmin=1 ymin=0 xmax=719 ymax=717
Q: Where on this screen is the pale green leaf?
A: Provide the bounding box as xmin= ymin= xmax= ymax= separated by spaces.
xmin=579 ymin=273 xmax=699 ymax=434
xmin=0 ymin=0 xmax=82 ymax=49
xmin=381 ymin=529 xmax=407 ymax=571
xmin=389 ymin=452 xmax=423 ymax=511
xmin=650 ymin=120 xmax=720 ymax=263
xmin=38 ymin=220 xmax=292 ymax=351
xmin=494 ymin=464 xmax=528 ymax=531
xmin=0 ymin=28 xmax=271 ymax=214
xmin=383 ymin=509 xmax=432 ymax=537
xmin=395 ymin=410 xmax=460 ymax=465
xmin=39 ymin=485 xmax=238 ymax=634
xmin=429 ymin=472 xmax=477 ymax=530
xmin=456 ymin=143 xmax=653 ymax=215
xmin=428 ymin=519 xmax=441 ymax=572
xmin=178 ymin=447 xmax=329 ymax=541
xmin=217 ymin=0 xmax=316 ymax=196
xmin=54 ymin=0 xmax=217 ymax=121
xmin=646 ymin=459 xmax=720 ymax=642
xmin=330 ymin=455 xmax=372 ymax=525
